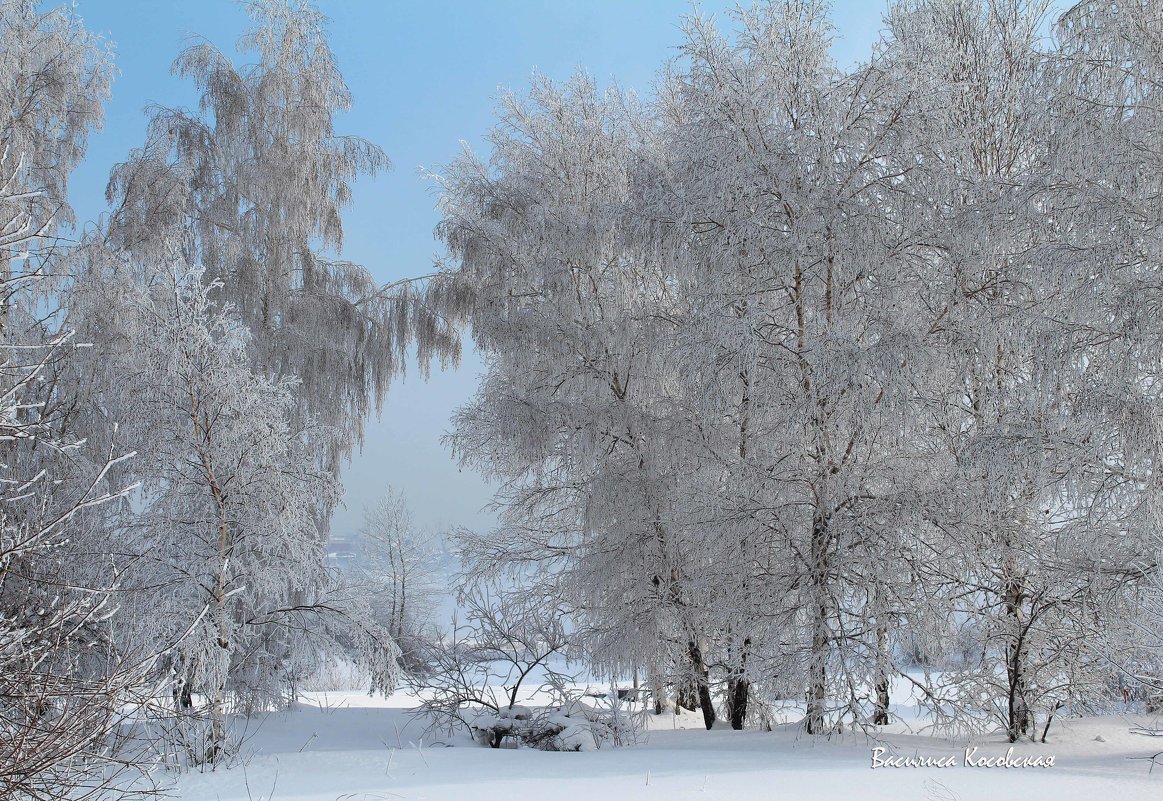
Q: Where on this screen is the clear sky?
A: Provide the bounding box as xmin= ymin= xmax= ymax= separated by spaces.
xmin=62 ymin=0 xmax=929 ymax=538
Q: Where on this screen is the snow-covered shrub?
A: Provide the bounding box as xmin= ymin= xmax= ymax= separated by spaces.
xmin=406 ymin=573 xmax=646 ymax=749
xmin=409 ymin=577 xmax=571 ymax=736
xmin=469 ymin=698 xmax=638 ymax=751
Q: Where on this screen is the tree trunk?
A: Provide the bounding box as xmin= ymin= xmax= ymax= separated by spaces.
xmin=171 ymin=654 xmax=194 ymax=711
xmin=806 ymin=615 xmax=828 ymax=734
xmin=0 ymin=253 xmax=9 ymax=346
xmin=1003 ymin=575 xmax=1029 ymax=743
xmin=726 ymin=676 xmax=751 ymax=730
xmin=805 ymin=511 xmax=829 ymax=735
xmin=688 ymin=640 xmax=716 ymax=730
xmin=208 ymin=686 xmax=226 ymax=763
xmin=873 ymin=621 xmax=890 ymax=725
xmin=723 ymin=370 xmax=753 ymax=731
xmin=179 ymin=675 xmax=193 ymax=711
xmin=724 ymin=637 xmax=752 ymax=730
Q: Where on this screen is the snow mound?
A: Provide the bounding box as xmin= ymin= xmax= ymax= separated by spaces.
xmin=469 ymin=700 xmax=636 ymax=751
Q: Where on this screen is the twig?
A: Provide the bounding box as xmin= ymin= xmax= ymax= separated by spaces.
xmin=1128 ymin=752 xmax=1163 ymax=774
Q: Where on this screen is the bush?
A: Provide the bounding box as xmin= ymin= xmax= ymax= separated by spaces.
xmin=470 ymin=698 xmax=638 ymax=751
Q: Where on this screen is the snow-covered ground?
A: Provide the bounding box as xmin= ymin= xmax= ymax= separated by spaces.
xmin=168 ymin=686 xmax=1162 ymax=801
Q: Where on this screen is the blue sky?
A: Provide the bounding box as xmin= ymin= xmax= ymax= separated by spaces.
xmin=64 ymin=0 xmax=924 ymax=538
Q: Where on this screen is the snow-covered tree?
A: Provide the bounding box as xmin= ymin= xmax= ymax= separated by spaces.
xmin=102 ymin=0 xmax=461 ymax=478
xmin=872 ymin=0 xmax=1162 ymax=742
xmin=642 ymin=0 xmax=949 ymax=733
xmin=356 ymin=488 xmax=443 ymax=669
xmin=0 ymin=0 xmax=111 ymax=257
xmin=1041 ymin=0 xmax=1163 ymax=716
xmin=0 ymin=3 xmax=161 ymax=796
xmin=56 ymin=0 xmax=453 ymax=761
xmin=433 ymin=69 xmax=739 ymax=726
xmin=0 ymin=333 xmax=145 ymax=800
xmin=69 ymin=262 xmax=397 ymax=763
xmin=430 ymin=0 xmax=1163 ymax=740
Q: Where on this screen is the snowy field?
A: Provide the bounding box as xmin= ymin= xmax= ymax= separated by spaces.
xmin=168 ymin=687 xmax=1163 ymax=801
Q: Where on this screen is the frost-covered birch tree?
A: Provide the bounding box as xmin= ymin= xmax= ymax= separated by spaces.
xmin=435 ymin=72 xmax=731 ymax=727
xmin=0 ymin=2 xmax=160 ymax=794
xmin=1039 ymin=0 xmax=1163 ymax=715
xmin=640 ymin=0 xmax=947 ymax=733
xmin=356 ymin=488 xmax=443 ymax=669
xmin=430 ymin=0 xmax=1163 ymax=741
xmin=0 ymin=0 xmax=110 ymax=287
xmin=873 ymin=0 xmax=1161 ymax=742
xmin=53 ymin=0 xmax=457 ymax=761
xmin=101 ymin=0 xmax=461 ymax=478
xmin=70 ymin=262 xmax=397 ymax=763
